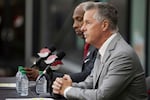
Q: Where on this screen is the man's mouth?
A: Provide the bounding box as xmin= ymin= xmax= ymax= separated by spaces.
xmin=75 ymin=30 xmax=82 ymax=35
xmin=84 ymin=33 xmax=87 ymax=38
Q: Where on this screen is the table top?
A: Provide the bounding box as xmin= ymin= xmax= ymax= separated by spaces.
xmin=0 ymin=77 xmax=55 ymax=100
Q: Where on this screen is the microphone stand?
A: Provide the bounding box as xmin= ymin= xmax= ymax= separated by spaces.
xmin=36 ymin=65 xmax=53 ymax=93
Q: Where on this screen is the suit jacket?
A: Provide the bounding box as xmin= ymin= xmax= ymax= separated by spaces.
xmin=51 ymin=46 xmax=97 ymax=83
xmin=69 ymin=46 xmax=97 ymax=82
xmin=66 ymin=33 xmax=147 ymax=100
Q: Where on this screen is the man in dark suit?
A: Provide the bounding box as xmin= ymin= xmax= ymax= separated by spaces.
xmin=24 ymin=1 xmax=97 ymax=83
xmin=52 ymin=2 xmax=147 ymax=100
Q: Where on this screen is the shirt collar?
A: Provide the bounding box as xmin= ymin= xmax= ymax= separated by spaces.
xmin=99 ymin=33 xmax=117 ymax=59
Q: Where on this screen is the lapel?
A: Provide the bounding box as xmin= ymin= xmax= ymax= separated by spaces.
xmin=93 ymin=33 xmax=122 ymax=88
xmin=83 ymin=45 xmax=97 ymax=70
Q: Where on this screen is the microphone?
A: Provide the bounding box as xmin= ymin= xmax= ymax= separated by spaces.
xmin=44 ymin=51 xmax=65 ymax=64
xmin=31 ymin=46 xmax=56 ymax=68
xmin=37 ymin=51 xmax=65 ymax=94
xmin=37 ymin=46 xmax=56 ymax=58
xmin=43 ymin=51 xmax=66 ymax=74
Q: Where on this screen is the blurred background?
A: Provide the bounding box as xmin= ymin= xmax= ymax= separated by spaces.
xmin=0 ymin=0 xmax=149 ymax=77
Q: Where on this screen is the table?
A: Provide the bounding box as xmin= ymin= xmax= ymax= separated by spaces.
xmin=0 ymin=77 xmax=55 ymax=100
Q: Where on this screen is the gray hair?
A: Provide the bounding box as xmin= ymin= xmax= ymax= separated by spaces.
xmin=84 ymin=2 xmax=118 ymax=31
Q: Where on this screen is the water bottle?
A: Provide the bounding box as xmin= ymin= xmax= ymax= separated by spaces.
xmin=16 ymin=66 xmax=24 ymax=94
xmin=20 ymin=70 xmax=29 ymax=96
xmin=36 ymin=71 xmax=47 ymax=94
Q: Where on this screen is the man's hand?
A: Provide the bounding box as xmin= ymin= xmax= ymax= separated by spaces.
xmin=52 ymin=74 xmax=72 ymax=96
xmin=24 ymin=67 xmax=39 ymax=81
xmin=52 ymin=77 xmax=63 ymax=94
xmin=60 ymin=74 xmax=72 ymax=95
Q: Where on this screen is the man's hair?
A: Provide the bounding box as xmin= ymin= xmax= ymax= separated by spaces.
xmin=84 ymin=2 xmax=118 ymax=31
xmin=75 ymin=1 xmax=95 ymax=12
xmin=79 ymin=1 xmax=95 ymax=7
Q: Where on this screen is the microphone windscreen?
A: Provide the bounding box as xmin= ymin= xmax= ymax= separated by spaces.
xmin=56 ymin=51 xmax=66 ymax=60
xmin=48 ymin=46 xmax=56 ymax=53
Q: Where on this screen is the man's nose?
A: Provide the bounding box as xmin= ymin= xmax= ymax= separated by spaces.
xmin=81 ymin=25 xmax=85 ymax=32
xmin=73 ymin=22 xmax=77 ymax=29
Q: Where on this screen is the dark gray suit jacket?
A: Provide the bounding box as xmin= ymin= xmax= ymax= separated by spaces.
xmin=52 ymin=46 xmax=97 ymax=82
xmin=66 ymin=33 xmax=147 ymax=100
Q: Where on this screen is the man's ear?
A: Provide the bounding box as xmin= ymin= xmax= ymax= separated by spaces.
xmin=102 ymin=20 xmax=109 ymax=31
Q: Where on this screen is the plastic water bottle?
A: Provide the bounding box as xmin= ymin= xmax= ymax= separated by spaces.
xmin=36 ymin=71 xmax=47 ymax=94
xmin=16 ymin=66 xmax=24 ymax=94
xmin=20 ymin=70 xmax=29 ymax=96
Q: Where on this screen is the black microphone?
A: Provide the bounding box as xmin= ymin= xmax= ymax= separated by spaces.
xmin=37 ymin=46 xmax=56 ymax=58
xmin=37 ymin=51 xmax=65 ymax=94
xmin=31 ymin=46 xmax=56 ymax=68
xmin=43 ymin=51 xmax=66 ymax=74
xmin=36 ymin=51 xmax=65 ymax=89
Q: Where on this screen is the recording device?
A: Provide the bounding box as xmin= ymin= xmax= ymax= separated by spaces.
xmin=31 ymin=46 xmax=56 ymax=68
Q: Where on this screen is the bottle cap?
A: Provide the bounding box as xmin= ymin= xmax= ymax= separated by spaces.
xmin=18 ymin=66 xmax=24 ymax=71
xmin=21 ymin=70 xmax=26 ymax=75
xmin=39 ymin=71 xmax=43 ymax=75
